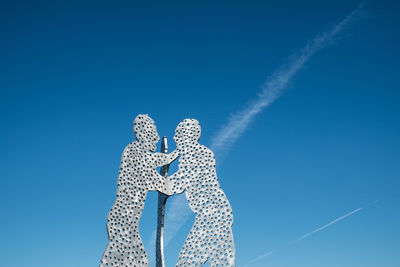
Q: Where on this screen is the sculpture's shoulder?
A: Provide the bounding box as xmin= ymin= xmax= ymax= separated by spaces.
xmin=198 ymin=144 xmax=216 ymax=163
xmin=122 ymin=141 xmax=135 ymax=152
xmin=196 ymin=144 xmax=210 ymax=154
xmin=144 ymin=149 xmax=158 ymax=163
xmin=122 ymin=142 xmax=142 ymax=160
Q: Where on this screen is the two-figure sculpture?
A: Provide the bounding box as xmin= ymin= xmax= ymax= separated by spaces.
xmin=100 ymin=114 xmax=235 ymax=267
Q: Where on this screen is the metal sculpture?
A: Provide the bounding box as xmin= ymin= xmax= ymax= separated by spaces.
xmin=100 ymin=115 xmax=177 ymax=267
xmin=100 ymin=115 xmax=235 ymax=267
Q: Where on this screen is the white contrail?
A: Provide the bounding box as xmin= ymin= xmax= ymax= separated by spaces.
xmin=296 ymin=207 xmax=363 ymax=241
xmin=161 ymin=5 xmax=365 ymax=255
xmin=210 ymin=5 xmax=364 ymax=156
xmin=243 ymin=206 xmax=365 ymax=267
xmin=242 ymin=250 xmax=274 ymax=267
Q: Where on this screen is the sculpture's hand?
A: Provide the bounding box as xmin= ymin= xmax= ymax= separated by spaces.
xmin=167 ymin=170 xmax=185 ymax=195
xmin=167 ymin=150 xmax=179 ymax=164
xmin=153 ymin=150 xmax=179 ymax=168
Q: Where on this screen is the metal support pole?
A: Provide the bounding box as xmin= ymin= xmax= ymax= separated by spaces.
xmin=156 ymin=136 xmax=169 ymax=267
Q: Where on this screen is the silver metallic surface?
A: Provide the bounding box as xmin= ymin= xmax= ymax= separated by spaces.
xmin=169 ymin=119 xmax=235 ymax=267
xmin=100 ymin=115 xmax=235 ymax=267
xmin=156 ymin=137 xmax=169 ymax=267
xmin=100 ymin=115 xmax=175 ymax=267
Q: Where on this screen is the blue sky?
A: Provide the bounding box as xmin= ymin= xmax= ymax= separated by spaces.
xmin=1 ymin=1 xmax=399 ymax=266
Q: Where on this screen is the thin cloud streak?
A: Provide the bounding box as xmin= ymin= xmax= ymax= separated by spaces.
xmin=296 ymin=207 xmax=363 ymax=241
xmin=243 ymin=206 xmax=365 ymax=267
xmin=210 ymin=5 xmax=365 ymax=156
xmin=162 ymin=5 xmax=366 ymax=256
xmin=242 ymin=250 xmax=275 ymax=267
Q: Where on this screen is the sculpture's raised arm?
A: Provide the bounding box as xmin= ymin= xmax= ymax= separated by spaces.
xmin=153 ymin=150 xmax=179 ymax=167
xmin=168 ymin=168 xmax=186 ymax=195
xmin=146 ymin=150 xmax=179 ymax=195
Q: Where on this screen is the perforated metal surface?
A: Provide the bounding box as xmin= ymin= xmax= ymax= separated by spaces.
xmin=169 ymin=119 xmax=235 ymax=267
xmin=100 ymin=115 xmax=175 ymax=267
xmin=100 ymin=115 xmax=235 ymax=267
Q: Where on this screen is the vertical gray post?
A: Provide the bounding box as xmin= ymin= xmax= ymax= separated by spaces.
xmin=156 ymin=136 xmax=169 ymax=267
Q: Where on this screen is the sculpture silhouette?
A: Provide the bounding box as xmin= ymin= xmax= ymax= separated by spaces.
xmin=100 ymin=114 xmax=177 ymax=267
xmin=100 ymin=116 xmax=235 ymax=267
xmin=169 ymin=119 xmax=235 ymax=267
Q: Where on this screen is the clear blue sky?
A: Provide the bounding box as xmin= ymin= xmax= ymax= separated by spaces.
xmin=1 ymin=1 xmax=399 ymax=266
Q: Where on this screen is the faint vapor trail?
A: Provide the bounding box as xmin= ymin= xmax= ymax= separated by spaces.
xmin=296 ymin=207 xmax=363 ymax=241
xmin=210 ymin=5 xmax=365 ymax=156
xmin=160 ymin=5 xmax=366 ymax=253
xmin=243 ymin=205 xmax=366 ymax=267
xmin=243 ymin=250 xmax=274 ymax=267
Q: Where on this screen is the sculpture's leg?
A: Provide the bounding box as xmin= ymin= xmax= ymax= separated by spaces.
xmin=100 ymin=196 xmax=149 ymax=267
xmin=226 ymin=230 xmax=236 ymax=267
xmin=212 ymin=226 xmax=235 ymax=267
xmin=176 ymin=216 xmax=210 ymax=267
xmin=176 ymin=228 xmax=198 ymax=266
xmin=101 ymin=197 xmax=131 ymax=266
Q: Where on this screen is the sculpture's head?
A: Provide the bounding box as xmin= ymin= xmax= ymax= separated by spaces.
xmin=133 ymin=114 xmax=160 ymax=152
xmin=174 ymin=118 xmax=201 ymax=150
